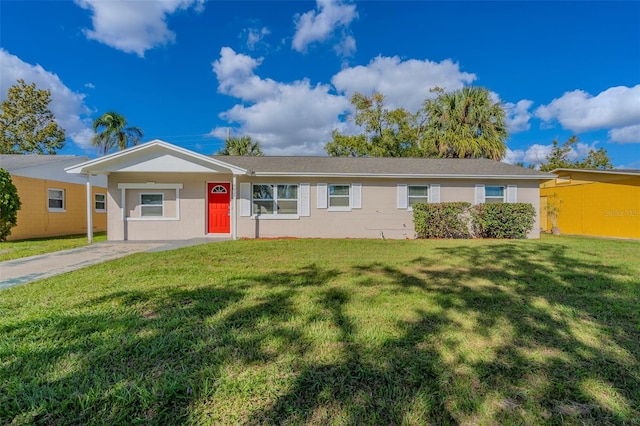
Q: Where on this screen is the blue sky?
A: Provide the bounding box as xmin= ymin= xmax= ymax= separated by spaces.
xmin=1 ymin=0 xmax=639 ymax=167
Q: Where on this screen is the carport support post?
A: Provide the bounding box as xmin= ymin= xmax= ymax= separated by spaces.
xmin=232 ymin=175 xmax=237 ymax=240
xmin=86 ymin=174 xmax=93 ymax=244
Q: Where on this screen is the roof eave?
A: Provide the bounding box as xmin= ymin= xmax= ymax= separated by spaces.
xmin=252 ymin=172 xmax=555 ymax=179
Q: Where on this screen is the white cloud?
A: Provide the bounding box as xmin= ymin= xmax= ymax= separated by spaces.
xmin=502 ymin=148 xmax=525 ymax=164
xmin=84 ymin=82 xmax=95 ymax=89
xmin=333 ymin=34 xmax=356 ymax=57
xmin=609 ymin=124 xmax=640 ymax=144
xmin=75 ymin=0 xmax=204 ymax=57
xmin=504 ymin=99 xmax=533 ymax=133
xmin=210 ymin=47 xmax=350 ymax=155
xmin=331 ymin=55 xmax=476 ymax=112
xmin=0 ymin=49 xmax=94 ymax=150
xmin=535 ymin=85 xmax=640 ymax=133
xmin=292 ymin=0 xmax=358 ymax=55
xmin=245 ymin=27 xmax=271 ymax=50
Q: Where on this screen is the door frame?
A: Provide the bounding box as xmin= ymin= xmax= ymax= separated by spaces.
xmin=206 ymin=181 xmax=232 ymax=235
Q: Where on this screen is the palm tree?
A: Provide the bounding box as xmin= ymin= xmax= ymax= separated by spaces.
xmin=92 ymin=111 xmax=143 ymax=156
xmin=421 ymin=87 xmax=508 ymax=161
xmin=218 ymin=136 xmax=263 ymax=156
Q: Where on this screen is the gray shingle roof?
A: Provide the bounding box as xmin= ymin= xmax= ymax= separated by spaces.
xmin=214 ymin=155 xmax=554 ymax=179
xmin=0 ymin=154 xmax=90 ymax=172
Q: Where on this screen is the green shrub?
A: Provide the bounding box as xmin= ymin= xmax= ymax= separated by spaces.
xmin=413 ymin=202 xmax=472 ymax=239
xmin=471 ymin=203 xmax=535 ymax=239
xmin=0 ymin=168 xmax=21 ymax=241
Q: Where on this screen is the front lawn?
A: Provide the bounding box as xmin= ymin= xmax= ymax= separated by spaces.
xmin=0 ymin=232 xmax=107 ymax=262
xmin=1 ymin=236 xmax=638 ymax=425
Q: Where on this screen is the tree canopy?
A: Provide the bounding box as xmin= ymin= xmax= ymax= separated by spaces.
xmin=325 ymin=87 xmax=508 ymax=160
xmin=218 ymin=136 xmax=263 ymax=156
xmin=92 ymin=111 xmax=143 ymax=156
xmin=0 ymin=79 xmax=66 ymax=155
xmin=539 ymin=135 xmax=613 ymax=172
xmin=0 ymin=168 xmax=22 ymax=241
xmin=421 ymin=87 xmax=508 ymax=161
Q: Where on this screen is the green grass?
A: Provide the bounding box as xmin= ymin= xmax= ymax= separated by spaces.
xmin=0 ymin=232 xmax=107 ymax=261
xmin=1 ymin=235 xmax=638 ymax=425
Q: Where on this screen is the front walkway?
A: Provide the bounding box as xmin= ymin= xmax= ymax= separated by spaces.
xmin=0 ymin=238 xmax=229 ymax=290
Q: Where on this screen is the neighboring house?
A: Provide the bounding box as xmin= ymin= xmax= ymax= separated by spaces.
xmin=0 ymin=155 xmax=107 ymax=241
xmin=66 ymin=140 xmax=554 ymax=241
xmin=540 ymin=168 xmax=640 ymax=239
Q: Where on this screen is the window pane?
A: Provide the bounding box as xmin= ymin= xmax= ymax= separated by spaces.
xmin=253 ymin=200 xmax=274 ymax=214
xmin=49 ymin=189 xmax=63 ymax=199
xmin=95 ymin=194 xmax=105 ymax=202
xmin=408 ymin=186 xmax=428 ymax=196
xmin=141 ymin=206 xmax=163 ymax=216
xmin=484 ymin=198 xmax=503 ymax=204
xmin=49 ymin=199 xmax=63 ymax=209
xmin=141 ymin=194 xmax=163 ymax=205
xmin=253 ymin=185 xmax=273 ymax=200
xmin=277 ymin=184 xmax=298 ymax=199
xmin=409 ymin=197 xmax=428 ymax=206
xmin=277 ymin=200 xmax=298 ymax=214
xmin=329 ymin=185 xmax=350 ymax=196
xmin=485 ymin=186 xmax=504 ymax=197
xmin=329 ymin=196 xmax=350 ymax=207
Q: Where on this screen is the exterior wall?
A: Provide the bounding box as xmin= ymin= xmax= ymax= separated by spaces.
xmin=7 ymin=175 xmax=107 ymax=241
xmin=105 ymin=172 xmax=543 ymax=241
xmin=236 ymin=177 xmax=541 ymax=239
xmin=540 ymin=174 xmax=640 ymax=239
xmin=107 ymin=172 xmax=222 ymax=241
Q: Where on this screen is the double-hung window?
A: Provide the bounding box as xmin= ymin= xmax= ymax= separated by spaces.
xmin=328 ymin=184 xmax=350 ymax=209
xmin=485 ymin=186 xmax=505 ymax=203
xmin=48 ymin=188 xmax=65 ymax=212
xmin=408 ymin=185 xmax=429 ymax=207
xmin=140 ymin=193 xmax=163 ymax=217
xmin=95 ymin=193 xmax=106 ymax=212
xmin=252 ymin=184 xmax=298 ymax=215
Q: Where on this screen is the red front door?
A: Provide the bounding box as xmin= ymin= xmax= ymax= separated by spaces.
xmin=208 ymin=182 xmax=231 ymax=233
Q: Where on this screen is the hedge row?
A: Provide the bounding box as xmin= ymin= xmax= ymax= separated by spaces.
xmin=412 ymin=202 xmax=535 ymax=239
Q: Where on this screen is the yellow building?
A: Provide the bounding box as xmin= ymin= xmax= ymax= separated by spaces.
xmin=540 ymin=168 xmax=640 ymax=239
xmin=1 ymin=155 xmax=107 ymax=241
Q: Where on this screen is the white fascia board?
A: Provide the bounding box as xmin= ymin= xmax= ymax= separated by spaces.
xmin=65 ymin=140 xmax=249 ymax=175
xmin=251 ymin=172 xmax=555 ymax=180
xmin=551 ymin=168 xmax=640 ymax=177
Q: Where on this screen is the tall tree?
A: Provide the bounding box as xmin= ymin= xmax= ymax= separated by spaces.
xmin=0 ymin=79 xmax=66 ymax=155
xmin=326 ymin=92 xmax=420 ymax=157
xmin=0 ymin=168 xmax=21 ymax=241
xmin=218 ymin=136 xmax=263 ymax=156
xmin=92 ymin=111 xmax=143 ymax=156
xmin=539 ymin=135 xmax=613 ymax=172
xmin=421 ymin=87 xmax=508 ymax=160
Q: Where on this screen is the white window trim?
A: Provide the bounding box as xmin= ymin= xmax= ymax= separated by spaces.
xmin=117 ymin=183 xmax=182 ymax=221
xmin=251 ymin=183 xmax=300 ymax=219
xmin=485 ymin=185 xmax=506 ymax=203
xmin=48 ymin=188 xmax=65 ymax=213
xmin=95 ymin=193 xmax=106 ymax=213
xmin=328 ymin=183 xmax=352 ymax=211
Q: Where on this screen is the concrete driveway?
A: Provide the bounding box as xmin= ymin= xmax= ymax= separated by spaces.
xmin=0 ymin=238 xmax=229 ymax=290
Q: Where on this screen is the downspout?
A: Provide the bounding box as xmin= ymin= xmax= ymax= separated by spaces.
xmin=232 ymin=174 xmax=237 ymax=240
xmin=86 ymin=173 xmax=93 ymax=244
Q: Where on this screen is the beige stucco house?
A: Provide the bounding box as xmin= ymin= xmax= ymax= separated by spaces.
xmin=66 ymin=140 xmax=554 ymax=241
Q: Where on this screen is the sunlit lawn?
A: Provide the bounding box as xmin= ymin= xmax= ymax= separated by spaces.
xmin=1 ymin=235 xmax=638 ymax=425
xmin=0 ymin=232 xmax=107 ymax=261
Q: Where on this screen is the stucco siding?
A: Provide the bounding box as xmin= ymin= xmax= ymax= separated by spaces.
xmin=7 ymin=175 xmax=107 ymax=241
